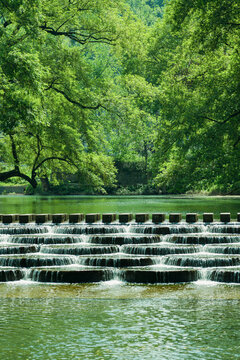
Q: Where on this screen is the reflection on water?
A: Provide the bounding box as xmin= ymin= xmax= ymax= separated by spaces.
xmin=1 ymin=195 xmax=240 ymax=217
xmin=0 ymin=281 xmax=240 ymax=299
xmin=0 ymin=287 xmax=239 ymax=360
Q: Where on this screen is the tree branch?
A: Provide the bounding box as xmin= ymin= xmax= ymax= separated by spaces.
xmin=56 ymin=18 xmax=73 ymax=32
xmin=49 ymin=86 xmax=103 ymax=110
xmin=224 ymin=41 xmax=240 ymax=55
xmin=199 ymin=116 xmax=222 ymax=124
xmin=233 ymin=136 xmax=240 ymax=148
xmin=39 ymin=23 xmax=115 ymax=45
xmin=0 ymin=169 xmax=19 ymax=181
xmin=34 ymin=156 xmax=77 ymax=172
xmin=225 ymin=110 xmax=240 ymax=122
xmin=225 ymin=23 xmax=240 ymax=27
xmin=3 ymin=19 xmax=11 ymax=27
xmin=32 ymin=134 xmax=43 ymax=177
xmin=9 ymin=134 xmax=20 ymax=170
xmin=0 ymin=168 xmax=37 ymax=188
xmin=0 ymin=0 xmax=11 ymax=11
xmin=200 ymin=110 xmax=240 ymax=125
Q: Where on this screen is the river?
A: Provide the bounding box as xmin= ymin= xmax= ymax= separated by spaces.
xmin=1 ymin=195 xmax=240 ymax=218
xmin=0 ymin=195 xmax=240 ymax=359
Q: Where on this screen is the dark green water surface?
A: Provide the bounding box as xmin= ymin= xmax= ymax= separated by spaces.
xmin=1 ymin=195 xmax=240 ymax=218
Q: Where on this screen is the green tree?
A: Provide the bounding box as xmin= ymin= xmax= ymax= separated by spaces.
xmin=0 ymin=0 xmax=130 ymax=191
xmin=148 ymin=0 xmax=240 ymax=193
xmin=102 ymin=2 xmax=161 ymax=185
xmin=127 ymin=0 xmax=163 ymax=25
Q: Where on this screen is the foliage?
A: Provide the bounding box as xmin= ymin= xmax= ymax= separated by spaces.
xmin=0 ymin=0 xmax=130 ymax=191
xmin=1 ymin=0 xmax=239 ymax=195
xmin=148 ymin=0 xmax=240 ymax=193
xmin=128 ymin=0 xmax=163 ymax=25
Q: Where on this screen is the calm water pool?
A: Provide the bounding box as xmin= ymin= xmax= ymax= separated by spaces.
xmin=1 ymin=195 xmax=240 ymax=218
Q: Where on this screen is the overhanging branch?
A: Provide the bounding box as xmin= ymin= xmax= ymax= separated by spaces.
xmin=39 ymin=23 xmax=115 ymax=45
xmin=0 ymin=168 xmax=37 ymax=188
xmin=200 ymin=110 xmax=240 ymax=125
xmin=34 ymin=156 xmax=78 ymax=172
xmin=50 ymin=86 xmax=103 ymax=110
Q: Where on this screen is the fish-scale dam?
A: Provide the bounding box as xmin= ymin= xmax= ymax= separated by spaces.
xmin=1 ymin=212 xmax=240 ymax=284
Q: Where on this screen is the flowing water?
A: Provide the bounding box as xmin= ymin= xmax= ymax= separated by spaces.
xmin=1 ymin=196 xmax=240 ymax=359
xmin=0 ymin=297 xmax=240 ymax=360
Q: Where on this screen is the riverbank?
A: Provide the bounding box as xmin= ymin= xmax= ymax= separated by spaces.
xmin=0 ymin=185 xmax=26 ymax=195
xmin=1 ymin=183 xmax=239 ymax=197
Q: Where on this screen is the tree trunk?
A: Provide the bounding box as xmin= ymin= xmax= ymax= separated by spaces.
xmin=143 ymin=141 xmax=148 ymax=180
xmin=0 ymin=170 xmax=37 ymax=188
xmin=40 ymin=176 xmax=50 ymax=191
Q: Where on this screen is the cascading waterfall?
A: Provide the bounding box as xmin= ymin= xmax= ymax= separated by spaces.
xmin=41 ymin=244 xmax=120 ymax=255
xmin=121 ymin=244 xmax=200 ymax=255
xmin=204 ymin=244 xmax=240 ymax=254
xmin=0 ymin=221 xmax=240 ymax=284
xmin=0 ymin=226 xmax=49 ymax=234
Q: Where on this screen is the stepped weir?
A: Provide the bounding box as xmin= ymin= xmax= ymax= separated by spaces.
xmin=1 ymin=212 xmax=240 ymax=284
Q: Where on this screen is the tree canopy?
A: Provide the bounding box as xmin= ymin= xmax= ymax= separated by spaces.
xmin=145 ymin=0 xmax=240 ymax=193
xmin=0 ymin=0 xmax=129 ymax=191
xmin=1 ymin=0 xmax=240 ymax=194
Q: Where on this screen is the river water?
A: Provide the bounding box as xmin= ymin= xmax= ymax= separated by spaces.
xmin=0 ymin=281 xmax=240 ymax=360
xmin=0 ymin=196 xmax=240 ymax=359
xmin=1 ymin=194 xmax=240 ymax=218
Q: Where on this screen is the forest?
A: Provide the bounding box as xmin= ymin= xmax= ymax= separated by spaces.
xmin=0 ymin=0 xmax=240 ymax=195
